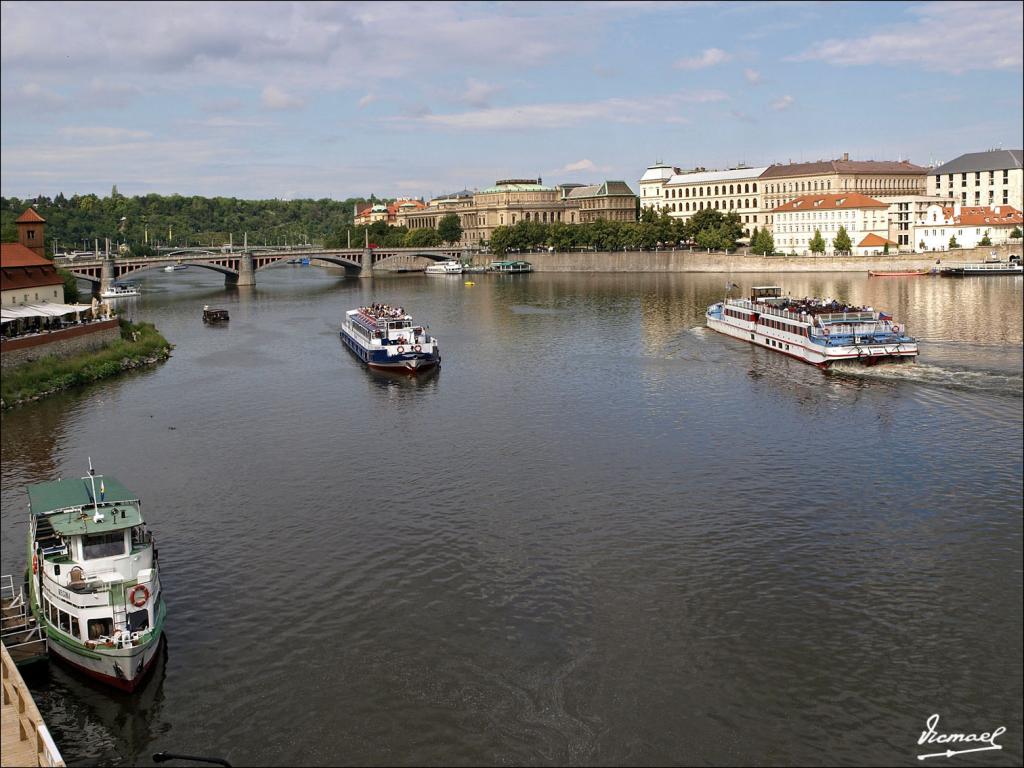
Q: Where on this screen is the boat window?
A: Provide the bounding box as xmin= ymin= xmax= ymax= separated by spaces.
xmin=71 ymin=616 xmax=80 ymax=639
xmin=88 ymin=618 xmax=113 ymax=640
xmin=83 ymin=531 xmax=125 ymax=559
xmin=128 ymin=609 xmax=150 ymax=633
xmin=58 ymin=609 xmax=70 ymax=632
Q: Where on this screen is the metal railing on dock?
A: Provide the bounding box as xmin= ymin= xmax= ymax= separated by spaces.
xmin=1 ymin=575 xmax=47 ymax=667
xmin=1 ymin=643 xmax=64 ymax=767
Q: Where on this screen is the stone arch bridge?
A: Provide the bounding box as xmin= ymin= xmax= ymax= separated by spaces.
xmin=55 ymin=246 xmax=470 ymax=294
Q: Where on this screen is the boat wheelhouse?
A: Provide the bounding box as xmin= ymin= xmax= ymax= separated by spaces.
xmin=340 ymin=305 xmax=440 ymax=374
xmin=26 ymin=463 xmax=165 ymax=691
xmin=425 ymin=260 xmax=463 ymax=275
xmin=706 ymin=286 xmax=918 ymax=368
xmin=488 ymin=260 xmax=533 ymax=273
xmin=202 ymin=306 xmax=229 ymax=323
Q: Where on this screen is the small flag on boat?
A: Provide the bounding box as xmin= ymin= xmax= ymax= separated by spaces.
xmin=99 ymin=480 xmax=106 ymax=501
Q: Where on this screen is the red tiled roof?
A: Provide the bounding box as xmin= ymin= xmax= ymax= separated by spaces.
xmin=761 ymin=159 xmax=926 ymax=178
xmin=941 ymin=205 xmax=1022 ymax=226
xmin=774 ymin=193 xmax=888 ymax=212
xmin=858 ymin=233 xmax=897 ymax=247
xmin=15 ymin=208 xmax=46 ymax=223
xmin=0 ymin=242 xmax=51 ymax=267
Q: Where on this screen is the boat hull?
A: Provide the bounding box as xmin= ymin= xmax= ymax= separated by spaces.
xmin=868 ymin=270 xmax=931 ymax=277
xmin=340 ymin=328 xmax=440 ymax=374
xmin=706 ymin=314 xmax=918 ymax=369
xmin=46 ymin=631 xmax=164 ymax=692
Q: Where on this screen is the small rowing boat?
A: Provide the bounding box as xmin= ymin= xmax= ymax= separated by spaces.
xmin=868 ymin=269 xmax=931 ymax=277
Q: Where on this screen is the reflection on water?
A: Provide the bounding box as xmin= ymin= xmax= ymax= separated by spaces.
xmin=1 ymin=268 xmax=1021 ymax=766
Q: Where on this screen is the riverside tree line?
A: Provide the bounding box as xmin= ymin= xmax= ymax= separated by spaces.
xmin=2 ymin=190 xmax=853 ymax=258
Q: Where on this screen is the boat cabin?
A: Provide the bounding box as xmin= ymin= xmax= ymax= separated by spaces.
xmin=28 ymin=475 xmax=158 ymax=646
xmin=750 ymin=286 xmax=782 ymax=302
xmin=202 ymin=307 xmax=230 ymax=323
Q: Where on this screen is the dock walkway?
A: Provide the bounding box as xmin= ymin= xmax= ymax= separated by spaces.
xmin=1 ymin=615 xmax=63 ymax=767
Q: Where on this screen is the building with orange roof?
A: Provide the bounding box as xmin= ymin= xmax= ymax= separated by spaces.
xmin=772 ymin=193 xmax=894 ymax=255
xmin=2 ymin=209 xmax=64 ymax=306
xmin=914 ymin=203 xmax=1023 ymax=252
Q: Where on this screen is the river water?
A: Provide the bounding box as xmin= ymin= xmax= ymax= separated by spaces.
xmin=2 ymin=265 xmax=1021 ymax=767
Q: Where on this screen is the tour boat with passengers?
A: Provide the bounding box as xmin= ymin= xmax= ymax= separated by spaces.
xmin=25 ymin=461 xmax=165 ymax=691
xmin=706 ymin=286 xmax=918 ymax=368
xmin=100 ymin=283 xmax=141 ymax=299
xmin=340 ymin=304 xmax=440 ymax=374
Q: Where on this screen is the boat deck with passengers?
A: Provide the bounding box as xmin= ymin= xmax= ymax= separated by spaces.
xmin=706 ymin=286 xmax=918 ymax=368
xmin=340 ymin=304 xmax=440 ymax=374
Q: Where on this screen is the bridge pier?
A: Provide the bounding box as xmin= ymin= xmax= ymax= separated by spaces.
xmin=232 ymin=253 xmax=256 ymax=287
xmin=99 ymin=258 xmax=116 ymax=296
xmin=360 ymin=249 xmax=373 ymax=278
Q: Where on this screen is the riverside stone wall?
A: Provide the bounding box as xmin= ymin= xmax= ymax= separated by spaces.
xmin=467 ymin=242 xmax=1021 ymax=273
xmin=0 ymin=319 xmax=120 ymax=370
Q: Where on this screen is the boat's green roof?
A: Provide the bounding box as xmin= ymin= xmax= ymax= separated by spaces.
xmin=49 ymin=503 xmax=143 ymax=537
xmin=28 ymin=475 xmax=138 ymax=515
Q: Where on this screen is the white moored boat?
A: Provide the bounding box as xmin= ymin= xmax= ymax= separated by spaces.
xmin=706 ymin=286 xmax=918 ymax=368
xmin=100 ymin=283 xmax=141 ymax=299
xmin=340 ymin=304 xmax=440 ymax=374
xmin=425 ymin=260 xmax=463 ymax=275
xmin=26 ymin=460 xmax=165 ymax=692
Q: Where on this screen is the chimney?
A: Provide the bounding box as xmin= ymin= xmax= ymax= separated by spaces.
xmin=842 ymin=152 xmax=849 ymax=162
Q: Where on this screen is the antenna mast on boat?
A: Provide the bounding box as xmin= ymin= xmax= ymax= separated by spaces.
xmin=84 ymin=457 xmax=101 ymax=509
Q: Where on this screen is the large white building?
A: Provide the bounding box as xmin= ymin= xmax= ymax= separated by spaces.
xmin=638 ymin=162 xmax=680 ymax=211
xmin=928 ymin=149 xmax=1023 ymax=211
xmin=772 ymin=193 xmax=894 ymax=255
xmin=658 ymin=166 xmax=768 ymax=237
xmin=914 ymin=204 xmax=1023 ymax=252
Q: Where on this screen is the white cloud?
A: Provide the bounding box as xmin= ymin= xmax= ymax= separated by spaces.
xmin=771 ymin=95 xmax=794 ymax=111
xmin=261 ymin=85 xmax=305 ymax=110
xmin=60 ymin=126 xmax=152 ymax=141
xmin=561 ymin=159 xmax=598 ymax=172
xmin=743 ymin=68 xmax=762 ymax=84
xmin=460 ymin=78 xmax=504 ymax=108
xmin=358 ymin=93 xmax=379 ymax=109
xmin=407 ymin=90 xmax=726 ymax=131
xmin=3 ymin=82 xmax=65 ymax=111
xmin=790 ymin=1 xmax=1023 ymax=74
xmin=675 ymin=48 xmax=731 ymax=70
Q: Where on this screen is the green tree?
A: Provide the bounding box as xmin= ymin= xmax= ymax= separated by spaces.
xmin=809 ymin=229 xmax=826 ymax=254
xmin=979 ymin=234 xmax=992 ymax=246
xmin=403 ymin=228 xmax=442 ymax=247
xmin=833 ymin=226 xmax=852 ymax=253
xmin=57 ymin=268 xmax=80 ymax=303
xmin=437 ymin=213 xmax=463 ymax=245
xmin=949 ymin=235 xmax=959 ymax=248
xmin=752 ymin=228 xmax=774 ymax=255
xmin=1010 ymin=226 xmax=1022 ymax=239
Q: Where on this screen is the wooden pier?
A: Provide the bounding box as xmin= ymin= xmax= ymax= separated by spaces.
xmin=1 ymin=644 xmax=64 ymax=767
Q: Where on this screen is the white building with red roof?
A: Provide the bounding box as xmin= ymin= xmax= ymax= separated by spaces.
xmin=772 ymin=193 xmax=895 ymax=255
xmin=914 ymin=203 xmax=1023 ymax=252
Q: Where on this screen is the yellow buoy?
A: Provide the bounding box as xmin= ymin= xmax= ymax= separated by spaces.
xmin=464 ymin=281 xmax=475 ymax=286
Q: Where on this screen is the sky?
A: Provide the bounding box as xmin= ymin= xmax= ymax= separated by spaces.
xmin=1 ymin=0 xmax=1022 ymax=202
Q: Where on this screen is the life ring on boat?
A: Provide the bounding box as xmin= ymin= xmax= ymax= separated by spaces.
xmin=413 ymin=344 xmax=421 ymax=353
xmin=892 ymin=325 xmax=900 ymax=334
xmin=32 ymin=553 xmax=38 ymax=574
xmin=396 ymin=346 xmax=405 ymax=354
xmin=129 ymin=584 xmax=150 ymax=608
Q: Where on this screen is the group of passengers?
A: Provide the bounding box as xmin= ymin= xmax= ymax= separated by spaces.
xmin=779 ymin=297 xmax=871 ymax=317
xmin=360 ymin=303 xmax=406 ymax=319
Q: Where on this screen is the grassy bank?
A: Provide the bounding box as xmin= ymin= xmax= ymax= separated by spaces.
xmin=1 ymin=319 xmax=172 ymax=408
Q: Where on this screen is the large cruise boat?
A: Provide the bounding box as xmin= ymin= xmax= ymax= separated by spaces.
xmin=340 ymin=304 xmax=440 ymax=374
xmin=706 ymin=286 xmax=918 ymax=368
xmin=26 ymin=461 xmax=165 ymax=691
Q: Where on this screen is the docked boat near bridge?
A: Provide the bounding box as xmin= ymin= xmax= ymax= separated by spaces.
xmin=340 ymin=305 xmax=440 ymax=374
xmin=26 ymin=461 xmax=165 ymax=691
xmin=706 ymin=286 xmax=918 ymax=368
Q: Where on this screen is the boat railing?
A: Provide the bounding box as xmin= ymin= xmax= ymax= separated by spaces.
xmin=817 ymin=311 xmax=878 ymax=324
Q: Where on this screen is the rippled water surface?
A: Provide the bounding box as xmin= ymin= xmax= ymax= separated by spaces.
xmin=2 ymin=267 xmax=1021 ymax=766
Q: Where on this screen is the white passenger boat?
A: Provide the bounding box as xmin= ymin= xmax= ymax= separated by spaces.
xmin=100 ymin=283 xmax=141 ymax=299
xmin=340 ymin=305 xmax=440 ymax=374
xmin=939 ymin=261 xmax=1022 ymax=276
xmin=425 ymin=260 xmax=463 ymax=275
xmin=26 ymin=461 xmax=165 ymax=691
xmin=706 ymin=286 xmax=918 ymax=368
